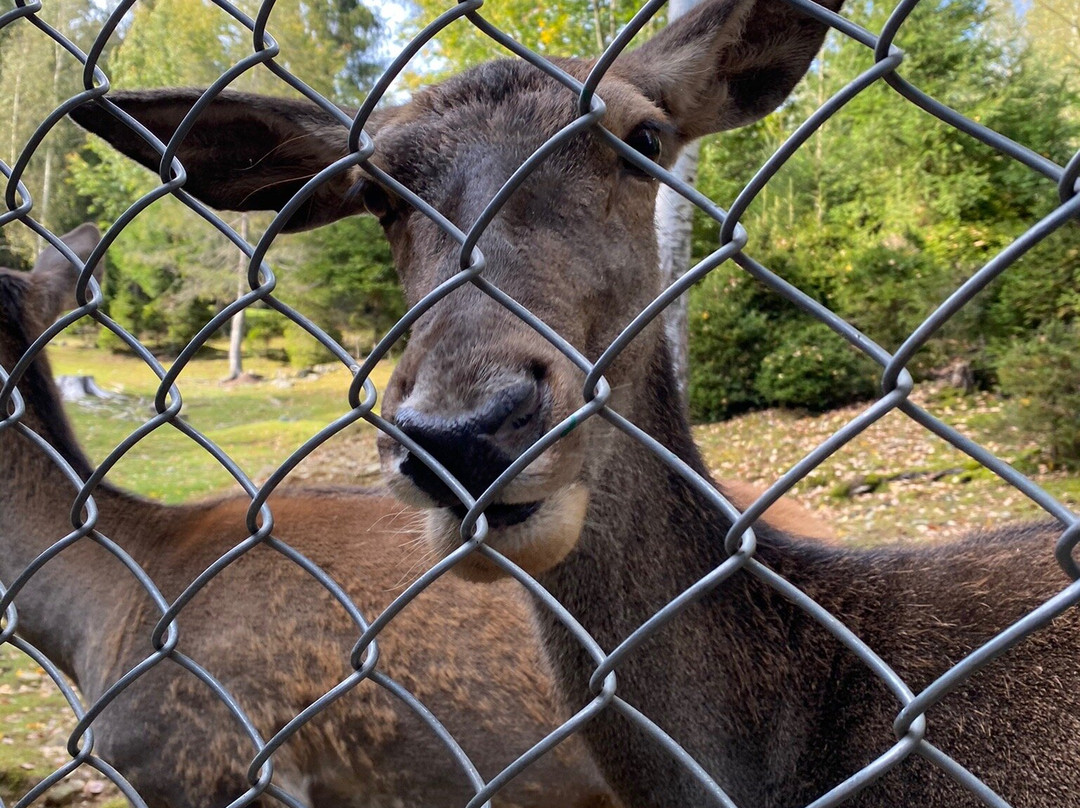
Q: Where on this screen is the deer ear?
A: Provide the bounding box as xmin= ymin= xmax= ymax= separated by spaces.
xmin=614 ymin=0 xmax=842 ymax=140
xmin=70 ymin=89 xmax=369 ymax=231
xmin=31 ymin=223 xmax=105 ymax=319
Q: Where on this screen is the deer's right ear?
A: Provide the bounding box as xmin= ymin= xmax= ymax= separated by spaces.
xmin=70 ymin=89 xmax=371 ymax=231
xmin=614 ymin=0 xmax=843 ymax=141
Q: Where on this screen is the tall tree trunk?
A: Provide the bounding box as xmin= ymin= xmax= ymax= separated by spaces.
xmin=227 ymin=213 xmax=249 ymax=380
xmin=9 ymin=68 xmax=21 ymax=165
xmin=36 ymin=32 xmax=64 ymax=255
xmin=655 ymin=0 xmax=704 ymax=402
xmin=591 ymin=0 xmax=605 ymax=51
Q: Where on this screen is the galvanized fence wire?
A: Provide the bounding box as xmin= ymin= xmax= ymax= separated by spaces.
xmin=0 ymin=0 xmax=1078 ymax=806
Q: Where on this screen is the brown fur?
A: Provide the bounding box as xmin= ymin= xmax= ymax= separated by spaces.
xmin=68 ymin=0 xmax=1079 ymax=804
xmin=0 ymin=229 xmax=620 ymax=808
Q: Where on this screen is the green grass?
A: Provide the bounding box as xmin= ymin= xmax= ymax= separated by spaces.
xmin=47 ymin=338 xmax=393 ymax=502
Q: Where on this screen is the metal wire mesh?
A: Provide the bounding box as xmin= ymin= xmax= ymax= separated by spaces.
xmin=1 ymin=0 xmax=1078 ymax=807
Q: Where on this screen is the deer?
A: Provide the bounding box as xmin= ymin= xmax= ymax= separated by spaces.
xmin=67 ymin=0 xmax=1080 ymax=804
xmin=0 ymin=225 xmax=624 ymax=808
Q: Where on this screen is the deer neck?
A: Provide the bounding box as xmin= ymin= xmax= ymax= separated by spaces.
xmin=576 ymin=334 xmax=738 ymax=585
xmin=0 ymin=349 xmax=145 ymax=689
xmin=535 ymin=336 xmax=823 ymax=804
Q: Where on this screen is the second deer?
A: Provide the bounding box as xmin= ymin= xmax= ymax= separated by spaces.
xmin=0 ymin=226 xmax=620 ymax=808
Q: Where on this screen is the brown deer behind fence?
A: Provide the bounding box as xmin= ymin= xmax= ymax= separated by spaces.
xmin=3 ymin=0 xmax=1078 ymax=805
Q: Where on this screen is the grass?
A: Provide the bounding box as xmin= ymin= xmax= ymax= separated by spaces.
xmin=47 ymin=338 xmax=393 ymax=502
xmin=0 ymin=645 xmax=65 ymax=798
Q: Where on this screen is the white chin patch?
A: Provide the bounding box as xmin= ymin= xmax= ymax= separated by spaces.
xmin=423 ymin=484 xmax=590 ymax=582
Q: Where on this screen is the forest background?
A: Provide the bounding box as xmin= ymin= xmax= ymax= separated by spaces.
xmin=1 ymin=0 xmax=1078 ymax=459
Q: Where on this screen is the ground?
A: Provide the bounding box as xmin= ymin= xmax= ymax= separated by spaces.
xmin=3 ymin=339 xmax=1078 ymax=807
xmin=0 ymin=648 xmax=118 ymax=808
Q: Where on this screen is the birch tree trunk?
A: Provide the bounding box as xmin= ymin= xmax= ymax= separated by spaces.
xmin=656 ymin=0 xmax=703 ymax=401
xmin=227 ymin=213 xmax=249 ymax=380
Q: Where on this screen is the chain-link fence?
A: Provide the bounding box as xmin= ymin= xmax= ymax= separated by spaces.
xmin=2 ymin=0 xmax=1079 ymax=806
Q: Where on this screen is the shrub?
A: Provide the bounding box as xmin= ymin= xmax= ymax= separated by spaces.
xmin=831 ymin=243 xmax=946 ymax=357
xmin=282 ymin=320 xmax=343 ymax=370
xmin=754 ymin=321 xmax=878 ymax=411
xmin=162 ymin=298 xmax=219 ymax=353
xmin=995 ymin=320 xmax=1080 ymax=468
xmin=687 ymin=267 xmax=773 ymax=421
xmin=244 ymin=308 xmax=285 ymax=358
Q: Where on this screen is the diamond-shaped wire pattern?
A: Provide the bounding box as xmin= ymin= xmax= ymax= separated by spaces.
xmin=1 ymin=1 xmax=1079 ymax=807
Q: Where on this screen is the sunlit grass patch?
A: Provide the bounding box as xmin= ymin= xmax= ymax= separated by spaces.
xmin=46 ymin=339 xmax=392 ymax=503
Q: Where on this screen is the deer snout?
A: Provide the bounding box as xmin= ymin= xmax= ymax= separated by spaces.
xmin=393 ymin=375 xmax=549 ymax=506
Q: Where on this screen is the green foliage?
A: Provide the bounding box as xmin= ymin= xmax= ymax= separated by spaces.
xmin=754 ymin=322 xmax=878 ymax=411
xmin=57 ymin=0 xmax=393 ymax=369
xmin=830 ymin=243 xmax=945 ymax=355
xmin=244 ymin=308 xmax=286 ymax=358
xmin=407 ymin=0 xmax=663 ymax=78
xmin=1023 ymin=0 xmax=1080 ymax=79
xmin=282 ymin=321 xmax=344 ymax=369
xmin=985 ymin=238 xmax=1080 ymax=341
xmin=281 ymin=217 xmax=405 ymax=349
xmin=995 ymin=320 xmax=1080 ymax=468
xmin=0 ymin=0 xmax=107 ymax=261
xmin=687 ymin=267 xmax=772 ymax=420
xmin=688 ymin=0 xmax=1080 ymax=417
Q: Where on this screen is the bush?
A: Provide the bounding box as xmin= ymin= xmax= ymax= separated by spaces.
xmin=831 ymin=243 xmax=947 ymax=357
xmin=282 ymin=320 xmax=343 ymax=370
xmin=687 ymin=267 xmax=773 ymax=421
xmin=244 ymin=308 xmax=286 ymax=358
xmin=162 ymin=299 xmax=219 ymax=353
xmin=754 ymin=321 xmax=878 ymax=411
xmin=995 ymin=320 xmax=1080 ymax=468
xmin=93 ymin=285 xmax=218 ymax=355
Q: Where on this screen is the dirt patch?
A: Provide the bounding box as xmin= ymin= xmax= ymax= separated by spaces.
xmin=0 ymin=646 xmax=123 ymax=808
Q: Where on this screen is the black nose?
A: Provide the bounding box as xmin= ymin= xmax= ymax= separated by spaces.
xmin=394 ymin=378 xmax=546 ymax=506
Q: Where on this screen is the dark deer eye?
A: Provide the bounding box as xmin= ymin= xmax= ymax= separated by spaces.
xmin=621 ymin=124 xmax=662 ymax=178
xmin=349 ymin=178 xmax=398 ymax=223
xmin=360 ymin=181 xmax=392 ymax=220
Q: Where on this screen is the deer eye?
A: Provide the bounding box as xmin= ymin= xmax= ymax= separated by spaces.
xmin=620 ymin=124 xmax=662 ymax=178
xmin=349 ymin=178 xmax=399 ymax=223
xmin=360 ymin=181 xmax=392 ymax=220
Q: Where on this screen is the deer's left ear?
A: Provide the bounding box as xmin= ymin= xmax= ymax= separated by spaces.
xmin=71 ymin=89 xmax=374 ymax=232
xmin=613 ymin=0 xmax=843 ymax=140
xmin=31 ymin=223 xmax=105 ymax=320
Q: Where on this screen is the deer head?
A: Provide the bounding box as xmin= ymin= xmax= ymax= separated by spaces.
xmin=71 ymin=0 xmax=840 ymax=579
xmin=0 ymin=224 xmax=103 ymax=352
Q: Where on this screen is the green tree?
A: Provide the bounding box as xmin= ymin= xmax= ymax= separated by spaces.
xmin=281 ymin=217 xmax=405 ymax=352
xmin=65 ymin=0 xmax=392 ymax=370
xmin=1024 ymin=0 xmax=1080 ymax=78
xmin=234 ymin=0 xmax=382 ymax=105
xmin=66 ymin=0 xmax=250 ymax=357
xmin=407 ymin=0 xmax=663 ymax=78
xmin=687 ymin=0 xmax=1080 ymax=417
xmin=0 ymin=0 xmax=104 ymax=262
xmin=996 ymin=320 xmax=1080 ymax=468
